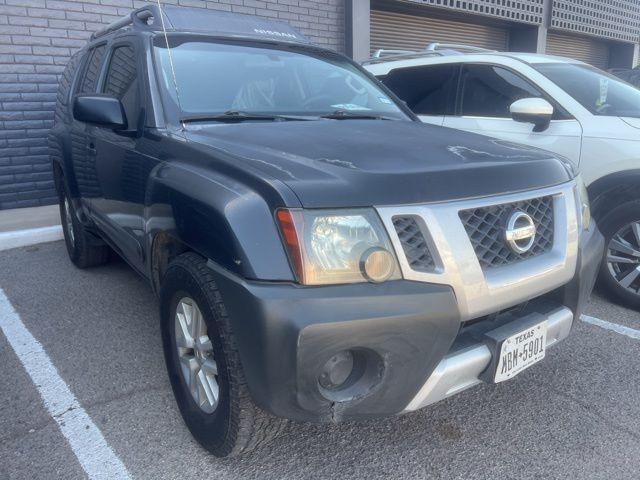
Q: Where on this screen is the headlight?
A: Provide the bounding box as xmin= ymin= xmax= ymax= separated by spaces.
xmin=277 ymin=208 xmax=401 ymax=285
xmin=575 ymin=177 xmax=591 ymax=231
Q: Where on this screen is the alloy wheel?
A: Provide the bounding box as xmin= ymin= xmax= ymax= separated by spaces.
xmin=63 ymin=197 xmax=75 ymax=246
xmin=606 ymin=222 xmax=640 ymax=295
xmin=175 ymin=297 xmax=220 ymax=414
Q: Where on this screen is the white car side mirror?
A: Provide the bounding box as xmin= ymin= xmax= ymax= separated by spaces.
xmin=510 ymin=98 xmax=554 ymax=132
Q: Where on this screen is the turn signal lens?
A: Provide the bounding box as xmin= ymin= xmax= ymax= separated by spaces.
xmin=276 ymin=209 xmax=306 ymax=284
xmin=276 ymin=208 xmax=400 ymax=285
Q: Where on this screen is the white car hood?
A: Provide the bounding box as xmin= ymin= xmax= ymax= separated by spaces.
xmin=621 ymin=117 xmax=640 ymax=129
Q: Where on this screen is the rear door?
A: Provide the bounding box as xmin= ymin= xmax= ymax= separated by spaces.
xmin=379 ymin=63 xmax=459 ymax=126
xmin=442 ymin=63 xmax=583 ymax=163
xmin=70 ymin=43 xmax=108 ymax=205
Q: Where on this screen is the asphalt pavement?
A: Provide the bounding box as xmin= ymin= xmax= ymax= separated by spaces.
xmin=1 ymin=241 xmax=639 ymax=480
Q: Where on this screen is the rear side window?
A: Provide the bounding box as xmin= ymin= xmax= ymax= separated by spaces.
xmin=381 ymin=64 xmax=459 ymax=116
xmin=78 ymin=44 xmax=107 ymax=94
xmin=57 ymin=52 xmax=82 ymax=106
xmin=460 ymin=64 xmax=543 ymax=118
xmin=103 ymin=45 xmax=139 ymax=126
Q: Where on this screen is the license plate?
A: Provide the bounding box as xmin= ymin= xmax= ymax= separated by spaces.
xmin=494 ymin=321 xmax=547 ymax=383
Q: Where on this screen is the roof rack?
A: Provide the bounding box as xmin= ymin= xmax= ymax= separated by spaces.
xmin=91 ymin=5 xmax=162 ymax=40
xmin=362 ymin=42 xmax=495 ymax=65
xmin=89 ymin=4 xmax=310 ymax=45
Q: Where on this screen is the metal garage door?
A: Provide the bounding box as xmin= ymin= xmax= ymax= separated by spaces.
xmin=546 ymin=32 xmax=610 ymax=69
xmin=370 ymin=9 xmax=509 ymax=55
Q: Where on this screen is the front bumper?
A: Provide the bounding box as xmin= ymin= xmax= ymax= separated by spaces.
xmin=210 ymin=223 xmax=604 ymax=423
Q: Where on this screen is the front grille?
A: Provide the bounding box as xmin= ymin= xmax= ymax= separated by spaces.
xmin=459 ymin=196 xmax=554 ymax=269
xmin=393 ymin=216 xmax=436 ymax=272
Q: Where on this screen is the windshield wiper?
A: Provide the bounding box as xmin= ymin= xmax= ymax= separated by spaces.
xmin=319 ymin=110 xmax=395 ymax=121
xmin=180 ymin=110 xmax=312 ymax=123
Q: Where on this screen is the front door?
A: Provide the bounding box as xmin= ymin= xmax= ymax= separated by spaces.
xmin=89 ymin=40 xmax=152 ymax=272
xmin=442 ymin=64 xmax=582 ymax=164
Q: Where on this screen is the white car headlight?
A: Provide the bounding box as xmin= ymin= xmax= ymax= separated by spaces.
xmin=277 ymin=208 xmax=401 ymax=285
xmin=575 ymin=177 xmax=591 ymax=231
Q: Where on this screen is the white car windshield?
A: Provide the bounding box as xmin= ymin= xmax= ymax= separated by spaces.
xmin=154 ymin=38 xmax=407 ymax=120
xmin=535 ymin=63 xmax=640 ymax=118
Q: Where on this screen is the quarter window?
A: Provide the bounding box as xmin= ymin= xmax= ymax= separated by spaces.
xmin=103 ymin=45 xmax=139 ymax=126
xmin=381 ymin=64 xmax=458 ymax=116
xmin=460 ymin=65 xmax=543 ymax=118
xmin=78 ymin=44 xmax=107 ymax=94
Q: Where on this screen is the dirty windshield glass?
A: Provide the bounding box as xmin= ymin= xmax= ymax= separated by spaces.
xmin=535 ymin=63 xmax=640 ymax=118
xmin=154 ymin=39 xmax=407 ymax=119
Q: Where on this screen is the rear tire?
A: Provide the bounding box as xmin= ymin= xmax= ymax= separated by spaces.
xmin=160 ymin=252 xmax=285 ymax=457
xmin=56 ymin=168 xmax=110 ymax=269
xmin=597 ymin=200 xmax=640 ymax=310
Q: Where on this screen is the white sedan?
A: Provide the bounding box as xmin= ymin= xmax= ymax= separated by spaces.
xmin=365 ymin=48 xmax=640 ymax=309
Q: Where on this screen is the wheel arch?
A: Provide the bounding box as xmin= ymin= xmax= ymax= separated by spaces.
xmin=587 ymin=170 xmax=640 ymax=222
xmin=149 ymin=231 xmax=190 ymax=295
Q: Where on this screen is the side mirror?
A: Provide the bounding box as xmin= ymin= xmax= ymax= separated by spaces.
xmin=73 ymin=95 xmax=127 ymax=130
xmin=510 ymin=98 xmax=553 ymax=132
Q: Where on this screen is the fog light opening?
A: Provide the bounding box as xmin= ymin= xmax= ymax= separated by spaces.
xmin=318 ymin=348 xmax=384 ymax=403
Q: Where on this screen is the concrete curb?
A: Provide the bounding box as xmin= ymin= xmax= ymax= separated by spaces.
xmin=0 ymin=225 xmax=63 ymax=252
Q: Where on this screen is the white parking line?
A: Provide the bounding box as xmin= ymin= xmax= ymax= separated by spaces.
xmin=581 ymin=314 xmax=640 ymax=340
xmin=0 ymin=287 xmax=132 ymax=480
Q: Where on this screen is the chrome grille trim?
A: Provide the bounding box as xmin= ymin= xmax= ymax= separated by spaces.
xmin=377 ymin=182 xmax=579 ymax=321
xmin=459 ymin=196 xmax=554 ymax=268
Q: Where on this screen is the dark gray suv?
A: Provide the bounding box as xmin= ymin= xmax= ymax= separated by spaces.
xmin=49 ymin=5 xmax=603 ymax=457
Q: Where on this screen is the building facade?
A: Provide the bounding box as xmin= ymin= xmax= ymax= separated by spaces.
xmin=347 ymin=0 xmax=640 ymax=67
xmin=0 ymin=0 xmax=638 ymax=210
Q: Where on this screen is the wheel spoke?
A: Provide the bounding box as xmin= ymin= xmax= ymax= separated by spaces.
xmin=610 ymin=237 xmax=640 ymax=258
xmin=192 ymin=304 xmax=204 ymax=339
xmin=175 ymin=312 xmax=194 ymax=349
xmin=618 ymin=266 xmax=640 ymax=288
xmin=201 ymin=358 xmax=218 ymax=376
xmin=198 ymin=337 xmax=213 ymax=354
xmin=180 ymin=356 xmax=199 ymax=388
xmin=607 ymin=254 xmax=639 ymax=265
xmin=632 ymin=222 xmax=640 ymax=247
xmin=198 ymin=369 xmax=219 ymax=408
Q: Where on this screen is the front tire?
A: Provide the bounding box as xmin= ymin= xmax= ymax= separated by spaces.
xmin=597 ymin=200 xmax=640 ymax=310
xmin=160 ymin=253 xmax=285 ymax=457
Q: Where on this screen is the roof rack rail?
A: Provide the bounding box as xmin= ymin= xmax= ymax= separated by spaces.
xmin=425 ymin=43 xmax=494 ymax=53
xmin=362 ymin=49 xmax=443 ymax=65
xmin=362 ymin=43 xmax=496 ymax=65
xmin=371 ymin=49 xmax=417 ymax=58
xmin=91 ymin=5 xmax=164 ymax=40
xmin=88 ymin=5 xmax=309 ymax=45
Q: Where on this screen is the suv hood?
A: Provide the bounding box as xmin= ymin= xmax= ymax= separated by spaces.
xmin=185 ymin=120 xmax=572 ymax=208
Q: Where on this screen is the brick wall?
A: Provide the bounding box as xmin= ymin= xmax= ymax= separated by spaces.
xmin=0 ymin=0 xmax=345 ymax=210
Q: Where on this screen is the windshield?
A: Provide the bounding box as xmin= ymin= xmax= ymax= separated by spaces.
xmin=154 ymin=38 xmax=407 ymax=120
xmin=535 ymin=63 xmax=640 ymax=118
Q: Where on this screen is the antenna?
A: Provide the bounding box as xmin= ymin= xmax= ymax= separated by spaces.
xmin=155 ymin=0 xmax=185 ymax=129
